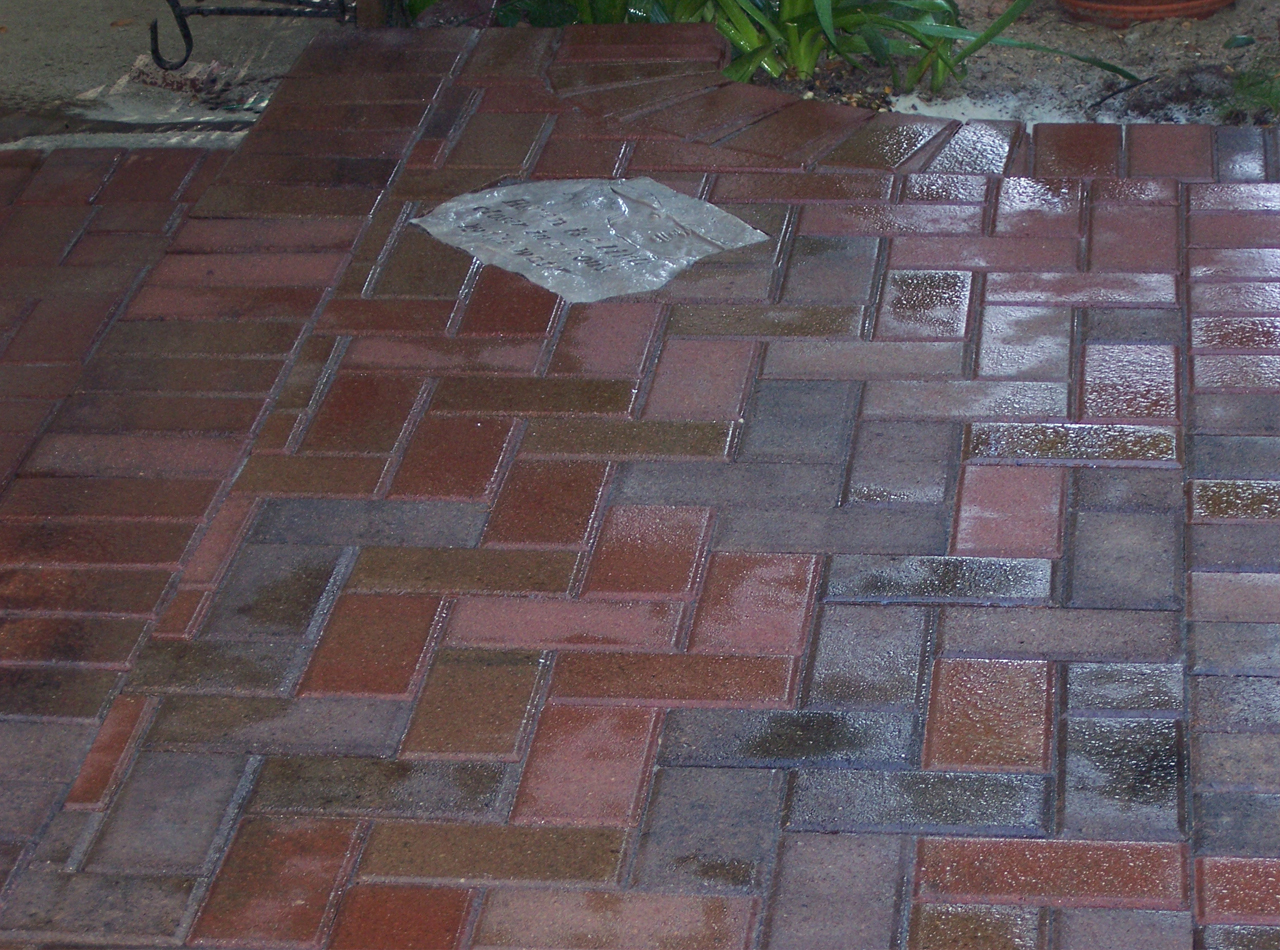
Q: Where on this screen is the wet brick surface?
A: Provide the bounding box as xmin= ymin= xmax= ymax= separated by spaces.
xmin=0 ymin=21 xmax=1278 ymax=949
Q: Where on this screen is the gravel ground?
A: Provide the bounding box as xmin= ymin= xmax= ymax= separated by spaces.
xmin=757 ymin=0 xmax=1276 ymax=123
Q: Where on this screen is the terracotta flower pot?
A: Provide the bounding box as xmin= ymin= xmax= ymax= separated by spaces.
xmin=1057 ymin=0 xmax=1235 ymax=27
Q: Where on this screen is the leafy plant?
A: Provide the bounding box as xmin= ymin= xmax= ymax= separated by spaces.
xmin=480 ymin=0 xmax=1137 ymax=92
xmin=493 ymin=0 xmax=581 ymax=26
xmin=1219 ymin=61 xmax=1280 ymax=123
xmin=676 ymin=0 xmax=1140 ymax=90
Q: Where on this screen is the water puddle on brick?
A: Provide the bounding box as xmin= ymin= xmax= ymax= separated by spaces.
xmin=826 ymin=122 xmax=940 ymax=169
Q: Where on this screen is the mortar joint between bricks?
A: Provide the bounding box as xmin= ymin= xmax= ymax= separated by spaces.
xmin=361 ymin=199 xmax=417 ymax=300
xmin=767 ymin=204 xmax=801 ymax=305
xmin=960 ymin=271 xmax=984 ymax=381
xmin=176 ymin=754 xmax=267 ymax=943
xmin=862 ymin=236 xmax=892 ymax=341
xmin=433 ymin=86 xmax=487 ymax=171
xmin=612 ymin=140 xmax=636 ymax=179
xmin=980 ymin=174 xmax=999 ymax=237
xmin=445 ymin=258 xmax=485 ymax=337
xmin=1078 ymin=174 xmax=1092 ymax=272
xmin=279 ymin=545 xmax=360 ymax=695
xmin=386 ymin=597 xmax=455 ymax=752
xmin=374 ymin=376 xmax=438 ymax=499
xmin=284 ymin=334 xmax=352 ymax=454
xmin=170 ymin=149 xmax=209 ymax=205
xmin=532 ymin=296 xmax=573 ymax=378
xmin=621 ymin=302 xmax=674 ymax=424
xmin=1051 ymin=659 xmax=1069 ymax=837
xmin=891 ymin=828 xmax=917 ymax=950
xmin=832 ymin=381 xmax=866 ymax=509
xmin=84 ymin=149 xmax=127 ymax=206
xmin=521 ymin=114 xmax=559 ymax=181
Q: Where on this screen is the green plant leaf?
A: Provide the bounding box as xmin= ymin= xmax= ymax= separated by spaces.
xmin=723 ymin=42 xmax=778 ymax=79
xmin=951 ymin=0 xmax=1031 ymax=64
xmin=860 ymin=24 xmax=892 ymax=64
xmin=814 ymin=0 xmax=839 ymax=50
xmin=719 ymin=0 xmax=784 ymax=44
xmin=906 ymin=21 xmax=1140 ymax=82
xmin=1224 ymin=35 xmax=1255 ymax=49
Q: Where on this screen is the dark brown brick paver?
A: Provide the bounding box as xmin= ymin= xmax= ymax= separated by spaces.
xmin=2 ymin=20 xmax=1280 ymax=949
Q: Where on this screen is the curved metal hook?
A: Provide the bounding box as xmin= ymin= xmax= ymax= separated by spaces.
xmin=150 ymin=0 xmax=194 ymax=71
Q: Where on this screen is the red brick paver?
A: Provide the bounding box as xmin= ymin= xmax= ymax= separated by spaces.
xmin=0 ymin=21 xmax=1278 ymax=950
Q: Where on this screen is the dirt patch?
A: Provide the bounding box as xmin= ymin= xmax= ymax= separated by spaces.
xmin=755 ymin=0 xmax=1276 ymax=123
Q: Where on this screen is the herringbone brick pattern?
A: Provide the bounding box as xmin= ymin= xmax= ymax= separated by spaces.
xmin=2 ymin=22 xmax=1280 ymax=950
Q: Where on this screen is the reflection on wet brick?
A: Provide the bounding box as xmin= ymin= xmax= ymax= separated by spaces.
xmin=633 ymin=767 xmax=783 ymax=891
xmin=826 ymin=555 xmax=1052 ymax=605
xmin=659 ymin=709 xmax=913 ymax=768
xmin=1057 ymin=908 xmax=1193 ymax=950
xmin=330 ymin=885 xmax=472 ymax=950
xmin=915 ymin=837 xmax=1187 ymax=907
xmin=1084 ymin=345 xmax=1179 ymax=420
xmin=977 ymin=306 xmax=1071 ymax=381
xmin=1063 ymin=718 xmax=1182 ymax=841
xmin=359 ymin=822 xmax=625 ymax=882
xmin=687 ymin=553 xmax=818 ymax=655
xmin=512 ymin=705 xmax=658 ymax=826
xmin=401 ymin=649 xmax=542 ymax=759
xmin=1193 ymin=481 xmax=1280 ymax=523
xmin=582 ymin=505 xmax=711 ymax=596
xmin=909 ymin=903 xmax=1043 ymax=950
xmin=473 ymin=888 xmax=755 ymax=949
xmin=788 ymin=769 xmax=1048 ymax=834
xmin=967 ymin=422 xmax=1180 ymax=465
xmin=1068 ymin=663 xmax=1183 ymax=711
xmin=807 ymin=604 xmax=928 ymax=706
xmin=924 ymin=658 xmax=1052 ymax=772
xmin=876 ymin=270 xmax=973 ymax=341
xmin=768 ymin=833 xmax=903 ymax=949
xmin=953 ymin=465 xmax=1065 ymax=558
xmin=192 ymin=816 xmax=360 ymax=944
xmin=251 ymin=757 xmax=514 ymax=819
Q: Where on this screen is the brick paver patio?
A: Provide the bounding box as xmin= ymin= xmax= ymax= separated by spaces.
xmin=2 ymin=22 xmax=1280 ymax=949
